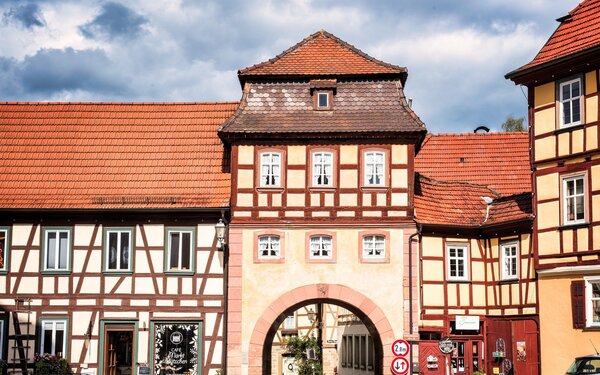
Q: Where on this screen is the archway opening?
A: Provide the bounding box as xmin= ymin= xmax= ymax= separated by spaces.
xmin=262 ymin=298 xmax=384 ymax=375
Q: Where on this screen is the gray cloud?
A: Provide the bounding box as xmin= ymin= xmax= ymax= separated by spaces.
xmin=0 ymin=48 xmax=130 ymax=100
xmin=3 ymin=3 xmax=45 ymax=29
xmin=79 ymin=1 xmax=148 ymax=40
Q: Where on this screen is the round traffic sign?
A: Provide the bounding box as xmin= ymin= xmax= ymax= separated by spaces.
xmin=392 ymin=339 xmax=410 ymax=357
xmin=391 ymin=357 xmax=410 ymax=375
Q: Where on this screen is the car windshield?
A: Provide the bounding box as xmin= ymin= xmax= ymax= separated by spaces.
xmin=567 ymin=357 xmax=600 ymax=374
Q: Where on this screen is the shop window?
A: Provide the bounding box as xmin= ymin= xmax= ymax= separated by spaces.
xmin=152 ymin=321 xmax=201 ymax=375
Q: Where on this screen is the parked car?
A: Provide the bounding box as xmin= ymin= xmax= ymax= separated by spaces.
xmin=566 ymin=355 xmax=600 ymax=374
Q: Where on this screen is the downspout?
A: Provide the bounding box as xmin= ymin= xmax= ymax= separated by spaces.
xmin=408 ymin=223 xmax=422 ymax=336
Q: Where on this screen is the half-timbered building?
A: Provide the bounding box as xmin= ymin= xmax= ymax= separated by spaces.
xmin=0 ymin=103 xmax=234 ymax=375
xmin=414 ymin=133 xmax=538 ymax=375
xmin=506 ymin=0 xmax=600 ymax=372
xmin=218 ymin=30 xmax=426 ymax=375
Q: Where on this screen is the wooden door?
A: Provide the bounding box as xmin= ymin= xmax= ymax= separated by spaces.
xmin=419 ymin=341 xmax=446 ymax=375
xmin=104 ymin=324 xmax=135 ymax=375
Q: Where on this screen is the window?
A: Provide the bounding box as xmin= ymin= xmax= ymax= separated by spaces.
xmin=500 ymin=241 xmax=519 ymax=280
xmin=362 ymin=235 xmax=385 ymax=259
xmin=43 ymin=228 xmax=71 ymax=272
xmin=258 ymin=235 xmax=280 ymax=259
xmin=364 ymin=151 xmax=385 ymax=186
xmin=104 ymin=228 xmax=133 ymax=272
xmin=318 ymin=92 xmax=329 ymax=108
xmin=586 ymin=278 xmax=600 ymax=328
xmin=260 ymin=152 xmax=281 ymax=187
xmin=0 ymin=320 xmax=4 ymax=359
xmin=559 ymin=78 xmax=582 ymax=128
xmin=312 ymin=152 xmax=333 ymax=187
xmin=447 ymin=243 xmax=469 ymax=281
xmin=40 ymin=319 xmax=67 ymax=357
xmin=341 ymin=336 xmax=348 ymax=367
xmin=563 ymin=174 xmax=586 ymax=225
xmin=0 ymin=227 xmax=9 ymax=273
xmin=153 ymin=321 xmax=201 ymax=375
xmin=166 ymin=229 xmax=195 ymax=273
xmin=283 ymin=314 xmax=296 ymax=331
xmin=310 ymin=236 xmax=332 ymax=259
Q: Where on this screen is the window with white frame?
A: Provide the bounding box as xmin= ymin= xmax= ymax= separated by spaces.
xmin=563 ymin=175 xmax=586 ymax=225
xmin=105 ymin=228 xmax=132 ymax=272
xmin=0 ymin=227 xmax=8 ymax=272
xmin=586 ymin=278 xmax=600 ymax=327
xmin=167 ymin=229 xmax=194 ymax=272
xmin=447 ymin=243 xmax=469 ymax=281
xmin=310 ymin=236 xmax=332 ymax=259
xmin=500 ymin=241 xmax=519 ymax=280
xmin=43 ymin=229 xmax=70 ymax=272
xmin=364 ymin=151 xmax=385 ymax=186
xmin=312 ymin=152 xmax=333 ymax=186
xmin=258 ymin=235 xmax=280 ymax=259
xmin=283 ymin=314 xmax=296 ymax=330
xmin=362 ymin=235 xmax=385 ymax=259
xmin=260 ymin=152 xmax=281 ymax=187
xmin=40 ymin=319 xmax=67 ymax=357
xmin=317 ymin=92 xmax=329 ymax=109
xmin=560 ymin=78 xmax=582 ymax=128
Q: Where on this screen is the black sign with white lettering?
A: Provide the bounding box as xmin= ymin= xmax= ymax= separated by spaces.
xmin=154 ymin=323 xmax=199 ymax=375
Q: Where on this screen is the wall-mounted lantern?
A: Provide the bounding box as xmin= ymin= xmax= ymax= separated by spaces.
xmin=215 ymin=218 xmax=227 ymax=250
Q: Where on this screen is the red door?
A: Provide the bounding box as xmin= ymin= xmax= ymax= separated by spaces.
xmin=419 ymin=341 xmax=446 ymax=375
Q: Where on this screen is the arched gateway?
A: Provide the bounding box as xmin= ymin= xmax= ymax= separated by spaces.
xmin=248 ymin=284 xmax=395 ymax=374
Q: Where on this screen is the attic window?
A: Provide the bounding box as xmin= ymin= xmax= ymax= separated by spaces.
xmin=314 ymin=91 xmax=332 ymax=110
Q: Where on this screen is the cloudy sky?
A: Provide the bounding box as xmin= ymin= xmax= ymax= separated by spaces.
xmin=0 ymin=0 xmax=581 ymax=133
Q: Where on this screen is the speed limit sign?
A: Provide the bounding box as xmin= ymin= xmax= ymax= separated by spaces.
xmin=391 ymin=357 xmax=410 ymax=375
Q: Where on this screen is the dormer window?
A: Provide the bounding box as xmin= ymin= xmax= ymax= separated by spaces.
xmin=318 ymin=92 xmax=329 ymax=109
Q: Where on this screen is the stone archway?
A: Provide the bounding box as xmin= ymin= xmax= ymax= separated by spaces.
xmin=247 ymin=284 xmax=397 ymax=375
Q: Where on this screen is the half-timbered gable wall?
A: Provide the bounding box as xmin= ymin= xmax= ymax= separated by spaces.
xmin=506 ymin=1 xmax=600 ymax=372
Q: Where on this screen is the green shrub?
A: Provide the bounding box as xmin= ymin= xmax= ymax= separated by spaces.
xmin=33 ymin=354 xmax=73 ymax=375
xmin=283 ymin=335 xmax=322 ymax=375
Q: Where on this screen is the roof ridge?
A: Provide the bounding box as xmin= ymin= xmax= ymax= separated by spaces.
xmin=417 ymin=174 xmax=499 ymax=194
xmin=238 ymin=30 xmax=406 ymax=76
xmin=428 ymin=132 xmax=528 ymax=137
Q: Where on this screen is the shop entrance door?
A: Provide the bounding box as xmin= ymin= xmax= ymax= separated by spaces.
xmin=103 ymin=324 xmax=135 ymax=375
xmin=450 ymin=340 xmax=483 ymax=374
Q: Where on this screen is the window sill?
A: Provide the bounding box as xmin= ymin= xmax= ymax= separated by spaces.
xmin=361 ymin=186 xmax=389 ymax=192
xmin=560 ymin=222 xmax=589 ymax=231
xmin=256 ymin=187 xmax=284 ymax=193
xmin=446 ymin=279 xmax=471 ymax=284
xmin=360 ymin=257 xmax=390 ymax=264
xmin=583 ymin=327 xmax=600 ymax=331
xmin=555 ymin=123 xmax=585 ymax=135
xmin=164 ymin=270 xmax=195 ymax=276
xmin=309 ymin=186 xmax=336 ymax=192
xmin=103 ymin=270 xmax=134 ymax=275
xmin=306 ymin=258 xmax=336 ymax=264
xmin=41 ymin=270 xmax=71 ymax=275
xmin=498 ymin=278 xmax=519 ymax=285
xmin=254 ymin=257 xmax=284 ymax=264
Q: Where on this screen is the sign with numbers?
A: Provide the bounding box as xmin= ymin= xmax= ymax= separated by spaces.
xmin=392 ymin=339 xmax=410 ymax=357
xmin=391 ymin=356 xmax=410 ymax=375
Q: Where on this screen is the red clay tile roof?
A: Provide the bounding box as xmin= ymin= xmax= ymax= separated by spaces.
xmin=415 ymin=133 xmax=531 ymax=196
xmin=0 ymin=102 xmax=237 ymax=209
xmin=219 ymin=80 xmax=426 ymax=139
xmin=508 ymin=0 xmax=600 ymax=76
xmin=414 ymin=176 xmax=533 ymax=227
xmin=239 ymin=30 xmax=406 ymax=79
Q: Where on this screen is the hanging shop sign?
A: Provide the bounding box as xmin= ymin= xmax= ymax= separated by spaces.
xmin=154 ymin=322 xmax=200 ymax=375
xmin=438 ymin=337 xmax=454 ymax=354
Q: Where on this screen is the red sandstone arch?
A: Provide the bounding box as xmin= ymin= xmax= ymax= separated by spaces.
xmin=247 ymin=283 xmax=397 ymax=374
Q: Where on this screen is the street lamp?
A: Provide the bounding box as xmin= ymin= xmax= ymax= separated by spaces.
xmin=215 ymin=218 xmax=227 ymax=250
